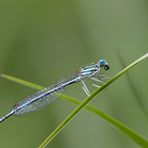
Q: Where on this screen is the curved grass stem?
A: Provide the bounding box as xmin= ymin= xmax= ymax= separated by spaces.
xmin=1 ymin=53 xmax=148 ymax=148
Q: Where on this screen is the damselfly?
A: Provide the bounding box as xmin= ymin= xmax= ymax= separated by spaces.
xmin=0 ymin=59 xmax=109 ymax=123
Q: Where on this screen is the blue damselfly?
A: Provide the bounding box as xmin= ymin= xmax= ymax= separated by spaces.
xmin=0 ymin=59 xmax=109 ymax=123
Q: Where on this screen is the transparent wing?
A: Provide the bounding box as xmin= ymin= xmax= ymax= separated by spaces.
xmin=13 ymin=73 xmax=80 ymax=115
xmin=15 ymin=92 xmax=60 ymax=114
xmin=13 ymin=85 xmax=63 ymax=115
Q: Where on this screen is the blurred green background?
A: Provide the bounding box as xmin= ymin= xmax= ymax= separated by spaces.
xmin=0 ymin=0 xmax=148 ymax=147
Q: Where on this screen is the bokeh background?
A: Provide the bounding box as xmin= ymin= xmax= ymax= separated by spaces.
xmin=0 ymin=0 xmax=148 ymax=147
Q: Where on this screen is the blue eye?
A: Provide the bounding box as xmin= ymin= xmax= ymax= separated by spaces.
xmin=99 ymin=59 xmax=105 ymax=66
xmin=98 ymin=59 xmax=109 ymax=70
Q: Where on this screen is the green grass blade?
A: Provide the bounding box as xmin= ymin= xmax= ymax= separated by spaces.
xmin=1 ymin=74 xmax=148 ymax=147
xmin=1 ymin=53 xmax=148 ymax=147
xmin=116 ymin=51 xmax=148 ymax=117
xmin=61 ymin=95 xmax=148 ymax=147
xmin=38 ymin=53 xmax=148 ymax=147
xmin=0 ymin=74 xmax=42 ymax=90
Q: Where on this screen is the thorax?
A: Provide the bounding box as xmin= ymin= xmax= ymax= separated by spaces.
xmin=80 ymin=64 xmax=99 ymax=77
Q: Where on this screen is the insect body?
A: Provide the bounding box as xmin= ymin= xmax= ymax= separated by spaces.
xmin=0 ymin=59 xmax=109 ymax=123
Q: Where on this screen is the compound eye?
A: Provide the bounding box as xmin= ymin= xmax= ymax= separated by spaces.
xmin=98 ymin=59 xmax=109 ymax=70
xmin=99 ymin=59 xmax=105 ymax=66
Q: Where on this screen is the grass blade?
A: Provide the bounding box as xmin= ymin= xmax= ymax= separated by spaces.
xmin=39 ymin=53 xmax=148 ymax=147
xmin=1 ymin=74 xmax=42 ymax=90
xmin=116 ymin=51 xmax=148 ymax=117
xmin=1 ymin=74 xmax=148 ymax=147
xmin=1 ymin=53 xmax=148 ymax=147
